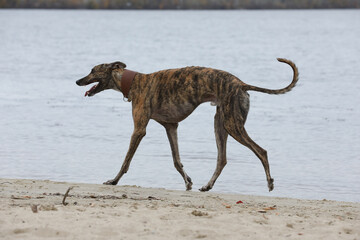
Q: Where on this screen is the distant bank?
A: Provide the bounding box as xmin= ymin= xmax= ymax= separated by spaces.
xmin=1 ymin=0 xmax=360 ymax=9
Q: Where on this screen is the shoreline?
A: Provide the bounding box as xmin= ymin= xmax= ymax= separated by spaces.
xmin=1 ymin=178 xmax=359 ymax=239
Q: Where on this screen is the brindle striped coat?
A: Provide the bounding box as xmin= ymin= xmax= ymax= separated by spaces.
xmin=76 ymin=58 xmax=298 ymax=192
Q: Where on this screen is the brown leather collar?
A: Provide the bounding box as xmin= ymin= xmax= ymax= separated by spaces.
xmin=121 ymin=69 xmax=137 ymax=98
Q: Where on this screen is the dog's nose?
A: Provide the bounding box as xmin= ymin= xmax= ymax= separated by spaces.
xmin=76 ymin=79 xmax=82 ymax=86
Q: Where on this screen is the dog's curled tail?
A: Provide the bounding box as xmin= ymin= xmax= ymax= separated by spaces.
xmin=242 ymin=58 xmax=299 ymax=95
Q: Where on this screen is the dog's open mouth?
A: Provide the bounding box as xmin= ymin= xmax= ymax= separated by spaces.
xmin=85 ymin=84 xmax=98 ymax=97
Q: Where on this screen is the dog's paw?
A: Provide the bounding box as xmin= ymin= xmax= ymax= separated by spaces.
xmin=185 ymin=176 xmax=193 ymax=191
xmin=103 ymin=179 xmax=118 ymax=185
xmin=268 ymin=178 xmax=274 ymax=192
xmin=199 ymin=185 xmax=211 ymax=192
xmin=186 ymin=182 xmax=193 ymax=191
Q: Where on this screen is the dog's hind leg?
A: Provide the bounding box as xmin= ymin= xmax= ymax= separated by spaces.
xmin=200 ymin=108 xmax=228 ymax=192
xmin=222 ymin=92 xmax=274 ymax=192
xmin=228 ymin=125 xmax=274 ymax=191
xmin=162 ymin=123 xmax=193 ymax=191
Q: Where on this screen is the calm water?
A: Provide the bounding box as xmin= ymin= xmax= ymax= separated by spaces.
xmin=0 ymin=10 xmax=359 ymax=202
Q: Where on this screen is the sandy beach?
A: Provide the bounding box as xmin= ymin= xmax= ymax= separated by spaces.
xmin=0 ymin=178 xmax=359 ymax=240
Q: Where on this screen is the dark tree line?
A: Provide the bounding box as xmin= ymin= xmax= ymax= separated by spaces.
xmin=1 ymin=0 xmax=359 ymax=9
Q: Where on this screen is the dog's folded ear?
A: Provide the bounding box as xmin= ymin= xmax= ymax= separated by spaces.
xmin=111 ymin=61 xmax=127 ymax=69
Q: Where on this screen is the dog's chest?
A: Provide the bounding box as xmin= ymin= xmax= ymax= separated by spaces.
xmin=150 ymin=101 xmax=198 ymax=123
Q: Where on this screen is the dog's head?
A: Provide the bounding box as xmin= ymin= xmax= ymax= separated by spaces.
xmin=76 ymin=61 xmax=126 ymax=97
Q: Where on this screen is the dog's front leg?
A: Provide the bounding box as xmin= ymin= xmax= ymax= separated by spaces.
xmin=104 ymin=110 xmax=149 ymax=185
xmin=162 ymin=122 xmax=193 ymax=191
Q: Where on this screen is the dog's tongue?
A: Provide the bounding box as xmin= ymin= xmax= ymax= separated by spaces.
xmin=85 ymin=84 xmax=97 ymax=97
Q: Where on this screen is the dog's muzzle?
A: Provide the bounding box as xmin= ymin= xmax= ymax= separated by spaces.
xmin=76 ymin=78 xmax=87 ymax=86
xmin=76 ymin=76 xmax=102 ymax=97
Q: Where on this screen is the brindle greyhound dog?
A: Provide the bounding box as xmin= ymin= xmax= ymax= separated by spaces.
xmin=76 ymin=58 xmax=298 ymax=192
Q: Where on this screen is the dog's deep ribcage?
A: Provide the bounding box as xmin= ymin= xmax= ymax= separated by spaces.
xmin=130 ymin=67 xmax=244 ymax=123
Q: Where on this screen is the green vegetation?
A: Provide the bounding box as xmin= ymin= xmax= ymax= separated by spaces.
xmin=1 ymin=0 xmax=359 ymax=9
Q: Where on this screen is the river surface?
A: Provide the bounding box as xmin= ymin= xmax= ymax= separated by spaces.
xmin=0 ymin=9 xmax=359 ymax=202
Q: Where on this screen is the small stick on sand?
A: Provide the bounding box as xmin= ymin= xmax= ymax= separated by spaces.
xmin=62 ymin=186 xmax=74 ymax=206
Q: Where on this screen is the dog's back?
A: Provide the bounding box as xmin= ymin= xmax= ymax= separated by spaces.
xmin=129 ymin=66 xmax=245 ymax=123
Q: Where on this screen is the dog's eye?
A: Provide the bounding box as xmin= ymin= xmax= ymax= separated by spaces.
xmin=91 ymin=69 xmax=94 ymax=74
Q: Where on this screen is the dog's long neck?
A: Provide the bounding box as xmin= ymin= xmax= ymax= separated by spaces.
xmin=120 ymin=69 xmax=138 ymax=99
